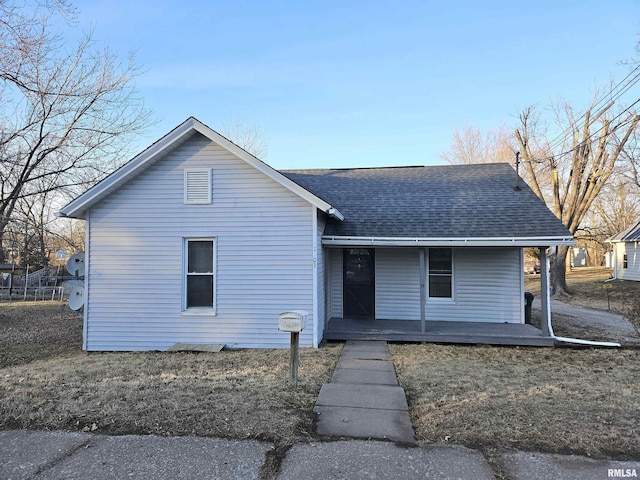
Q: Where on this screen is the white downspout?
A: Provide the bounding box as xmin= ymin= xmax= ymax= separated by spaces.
xmin=544 ymin=249 xmax=621 ymax=348
xmin=609 ymin=244 xmax=618 ymax=281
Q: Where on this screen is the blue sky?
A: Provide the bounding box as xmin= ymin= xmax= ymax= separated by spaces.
xmin=73 ymin=0 xmax=640 ymax=169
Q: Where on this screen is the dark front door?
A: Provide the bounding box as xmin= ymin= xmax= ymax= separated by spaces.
xmin=343 ymin=248 xmax=375 ymax=319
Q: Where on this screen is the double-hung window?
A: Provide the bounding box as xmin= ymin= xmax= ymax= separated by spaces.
xmin=428 ymin=248 xmax=453 ymax=299
xmin=623 ymin=254 xmax=628 ymax=269
xmin=184 ymin=239 xmax=216 ymax=312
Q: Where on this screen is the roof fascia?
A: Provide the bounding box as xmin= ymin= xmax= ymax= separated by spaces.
xmin=322 ymin=236 xmax=576 ymax=247
xmin=57 ymin=118 xmax=200 ymax=218
xmin=57 ymin=117 xmax=343 ymax=221
xmin=190 ymin=120 xmax=343 ymax=219
xmin=605 ymin=221 xmax=640 ymax=243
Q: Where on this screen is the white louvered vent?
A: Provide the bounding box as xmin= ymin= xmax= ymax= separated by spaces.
xmin=184 ymin=169 xmax=212 ymax=204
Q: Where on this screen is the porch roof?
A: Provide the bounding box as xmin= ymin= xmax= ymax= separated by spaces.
xmin=282 ymin=163 xmax=573 ymax=245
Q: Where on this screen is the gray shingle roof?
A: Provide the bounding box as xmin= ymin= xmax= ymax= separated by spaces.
xmin=607 ymin=220 xmax=640 ymax=242
xmin=281 ymin=163 xmax=572 ymax=238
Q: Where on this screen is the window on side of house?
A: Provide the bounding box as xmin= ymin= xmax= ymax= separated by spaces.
xmin=428 ymin=248 xmax=453 ymax=299
xmin=184 ymin=239 xmax=216 ymax=311
xmin=623 ymin=254 xmax=628 ymax=269
xmin=184 ymin=169 xmax=212 ymax=204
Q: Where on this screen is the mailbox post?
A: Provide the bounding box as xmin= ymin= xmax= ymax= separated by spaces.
xmin=279 ymin=310 xmax=309 ymax=385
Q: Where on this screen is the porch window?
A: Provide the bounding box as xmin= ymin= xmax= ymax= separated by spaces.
xmin=184 ymin=239 xmax=216 ymax=311
xmin=623 ymin=254 xmax=628 ymax=269
xmin=429 ymin=248 xmax=452 ymax=298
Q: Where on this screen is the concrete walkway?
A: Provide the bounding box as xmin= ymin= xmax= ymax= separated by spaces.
xmin=313 ymin=340 xmax=416 ymax=443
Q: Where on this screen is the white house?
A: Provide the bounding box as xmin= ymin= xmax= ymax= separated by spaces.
xmin=607 ymin=221 xmax=640 ymax=282
xmin=57 ymin=117 xmax=574 ymax=351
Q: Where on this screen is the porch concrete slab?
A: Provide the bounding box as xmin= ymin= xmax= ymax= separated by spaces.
xmin=280 ymin=442 xmax=495 ymax=479
xmin=0 ymin=430 xmax=91 ymax=480
xmin=338 ymin=349 xmax=391 ymax=360
xmin=331 ymin=367 xmax=398 ymax=385
xmin=36 ymin=434 xmax=269 ymax=480
xmin=336 ymin=357 xmax=396 ymax=372
xmin=315 ymin=383 xmax=408 ymax=410
xmin=313 ymin=406 xmax=415 ymax=443
xmin=501 ymin=452 xmax=640 ymax=480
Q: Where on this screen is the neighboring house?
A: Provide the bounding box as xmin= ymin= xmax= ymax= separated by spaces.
xmin=570 ymin=247 xmax=587 ymax=268
xmin=607 ymin=221 xmax=640 ymax=282
xmin=57 ymin=117 xmax=573 ymax=351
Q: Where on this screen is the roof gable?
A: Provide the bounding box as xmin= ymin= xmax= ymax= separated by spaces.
xmin=57 ymin=117 xmax=341 ymax=219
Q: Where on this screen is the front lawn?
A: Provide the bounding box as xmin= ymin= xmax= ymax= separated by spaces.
xmin=2 ymin=302 xmax=639 ymax=463
xmin=391 ymin=343 xmax=640 ymax=459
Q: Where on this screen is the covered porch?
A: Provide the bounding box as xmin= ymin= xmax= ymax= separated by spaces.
xmin=322 ymin=242 xmax=558 ymax=347
xmin=323 ymin=318 xmax=554 ymax=346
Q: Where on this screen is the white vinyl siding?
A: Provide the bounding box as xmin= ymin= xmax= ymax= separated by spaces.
xmin=86 ymin=133 xmax=315 ymax=350
xmin=614 ymin=242 xmax=640 ymax=281
xmin=375 ymin=248 xmax=421 ymax=320
xmin=328 ymin=247 xmax=521 ymax=323
xmin=328 ymin=249 xmax=343 ymax=319
xmin=184 ymin=168 xmax=212 ymax=204
xmin=425 ymin=247 xmax=522 ymax=323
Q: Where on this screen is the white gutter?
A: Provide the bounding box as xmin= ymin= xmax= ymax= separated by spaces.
xmin=327 ymin=208 xmax=344 ymax=221
xmin=322 ymin=235 xmax=575 ymax=247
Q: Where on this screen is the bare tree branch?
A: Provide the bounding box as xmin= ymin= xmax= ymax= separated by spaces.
xmin=0 ymin=0 xmax=153 ymax=263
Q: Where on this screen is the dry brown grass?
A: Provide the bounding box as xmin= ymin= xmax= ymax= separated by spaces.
xmin=390 ymin=343 xmax=640 ymax=459
xmin=3 ymin=301 xmax=640 ymax=460
xmin=0 ymin=346 xmax=341 ymax=444
xmin=525 ymin=267 xmax=640 ymax=314
xmin=0 ymin=301 xmax=341 ymax=444
xmin=0 ymin=301 xmax=83 ymax=368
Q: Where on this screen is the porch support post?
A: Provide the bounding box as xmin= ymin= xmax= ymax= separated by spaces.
xmin=539 ymin=247 xmax=552 ymax=337
xmin=420 ymin=248 xmax=426 ymax=333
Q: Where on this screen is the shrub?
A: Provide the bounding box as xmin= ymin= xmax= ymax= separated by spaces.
xmin=623 ymin=296 xmax=640 ymax=337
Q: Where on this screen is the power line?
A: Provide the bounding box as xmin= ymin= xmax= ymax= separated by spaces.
xmin=527 ymin=97 xmax=640 ymax=164
xmin=541 ymin=64 xmax=640 ymax=154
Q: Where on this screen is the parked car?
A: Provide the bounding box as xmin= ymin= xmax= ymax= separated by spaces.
xmin=524 ymin=262 xmax=541 ymax=274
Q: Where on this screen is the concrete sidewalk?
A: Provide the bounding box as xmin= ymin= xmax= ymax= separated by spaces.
xmin=2 ymin=430 xmax=639 ymax=479
xmin=313 ymin=340 xmax=415 ymax=443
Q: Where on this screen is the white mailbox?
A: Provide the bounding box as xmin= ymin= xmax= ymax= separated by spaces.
xmin=279 ymin=310 xmax=309 ymax=333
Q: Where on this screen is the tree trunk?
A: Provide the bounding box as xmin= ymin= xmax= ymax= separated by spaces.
xmin=550 ymin=245 xmax=571 ymax=296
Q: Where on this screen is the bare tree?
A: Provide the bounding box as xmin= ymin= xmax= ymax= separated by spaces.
xmin=576 ymin=175 xmax=640 ymax=267
xmin=219 ymin=115 xmax=268 ymax=159
xmin=591 ymin=176 xmax=640 ymax=236
xmin=441 ymin=124 xmax=516 ymax=165
xmin=515 ymin=100 xmax=640 ymax=295
xmin=0 ymin=0 xmax=152 ymax=263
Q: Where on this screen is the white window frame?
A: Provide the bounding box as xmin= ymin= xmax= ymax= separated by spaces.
xmin=182 ymin=238 xmax=217 ymax=314
xmin=184 ymin=168 xmax=212 ymax=205
xmin=427 ymin=247 xmax=454 ymax=301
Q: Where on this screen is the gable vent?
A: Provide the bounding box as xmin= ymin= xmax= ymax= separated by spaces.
xmin=184 ymin=169 xmax=212 ymax=204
